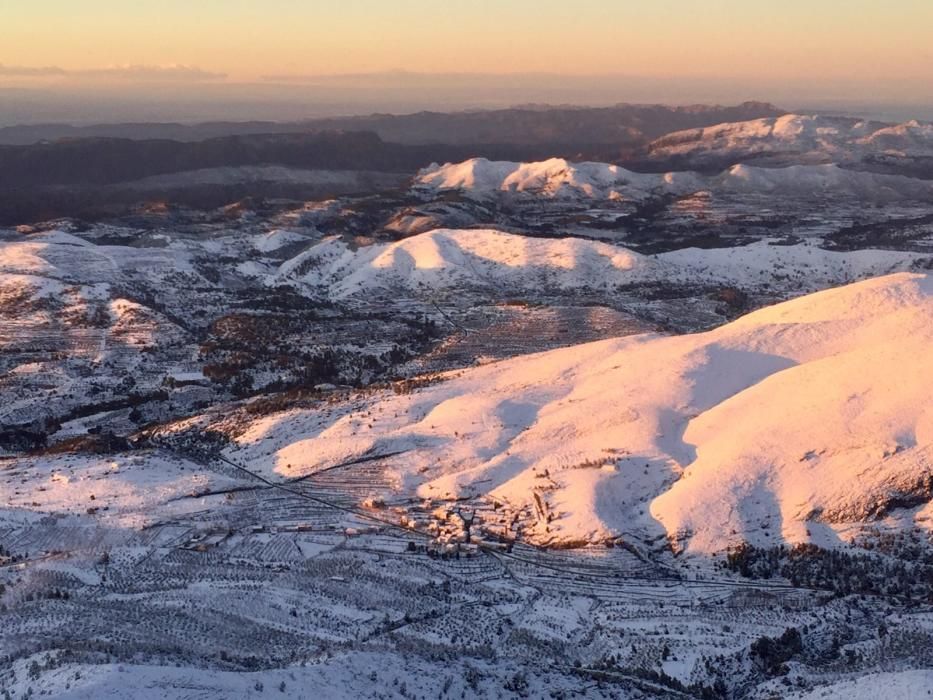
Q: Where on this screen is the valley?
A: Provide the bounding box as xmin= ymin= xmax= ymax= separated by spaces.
xmin=2 ymin=110 xmax=933 ymax=698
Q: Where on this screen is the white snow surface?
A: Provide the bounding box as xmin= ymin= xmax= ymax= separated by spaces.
xmin=273 ymin=227 xmax=923 ymax=300
xmin=252 ymin=228 xmax=309 ymax=253
xmin=415 ymin=155 xmax=933 ymax=201
xmin=416 ymin=157 xmax=702 ymax=199
xmin=2 ymin=651 xmax=511 ymax=700
xmin=273 ymin=228 xmax=661 ymax=298
xmin=788 ymin=669 xmax=933 ymax=699
xmin=648 ymin=113 xmax=933 ymax=163
xmin=235 ymin=272 xmax=933 ymax=552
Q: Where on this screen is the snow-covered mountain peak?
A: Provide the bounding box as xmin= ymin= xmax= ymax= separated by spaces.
xmin=416 ymin=157 xmax=653 ymax=197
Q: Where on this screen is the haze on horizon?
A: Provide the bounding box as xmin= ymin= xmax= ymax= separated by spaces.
xmin=3 ymin=0 xmax=932 ymax=124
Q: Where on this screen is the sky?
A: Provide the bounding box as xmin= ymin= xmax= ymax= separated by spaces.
xmin=2 ymin=0 xmax=932 ymax=123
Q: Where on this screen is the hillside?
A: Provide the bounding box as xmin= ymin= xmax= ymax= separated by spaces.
xmin=641 ymin=114 xmax=933 ymax=175
xmin=230 ymin=272 xmax=933 ymax=554
xmin=272 ymin=227 xmax=925 ymax=300
xmin=272 ymin=228 xmax=661 ymax=298
xmin=415 ymin=157 xmax=933 ymax=202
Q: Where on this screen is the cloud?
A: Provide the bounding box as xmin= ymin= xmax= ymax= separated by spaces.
xmin=75 ymin=65 xmax=227 ymax=81
xmin=261 ymin=70 xmax=503 ymax=83
xmin=0 ymin=64 xmax=67 ymax=77
xmin=0 ymin=63 xmax=226 ymax=82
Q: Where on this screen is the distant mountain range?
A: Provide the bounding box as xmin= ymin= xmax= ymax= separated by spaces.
xmin=637 ymin=114 xmax=933 ymax=177
xmin=0 ymin=101 xmax=784 ymax=146
xmin=3 ymin=103 xmax=933 ymax=225
xmin=416 ymin=157 xmax=933 ymax=202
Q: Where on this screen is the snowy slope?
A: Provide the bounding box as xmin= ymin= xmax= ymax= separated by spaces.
xmin=252 ymin=228 xmax=311 ymax=253
xmin=416 ymin=157 xmax=704 ymax=200
xmin=652 ymin=274 xmax=933 ymax=553
xmin=272 ymin=228 xmax=923 ymax=300
xmin=233 ymin=273 xmax=933 ymax=553
xmin=415 ymin=156 xmax=933 ymax=202
xmin=2 ymin=651 xmax=525 ymax=700
xmin=273 ymin=228 xmax=662 ymax=298
xmin=0 ymin=230 xmax=200 ymax=286
xmin=787 ymin=670 xmax=933 ymax=699
xmin=647 ymin=114 xmax=933 ymax=165
xmin=717 ymin=163 xmax=933 ymax=199
xmin=657 ymin=239 xmax=921 ymax=291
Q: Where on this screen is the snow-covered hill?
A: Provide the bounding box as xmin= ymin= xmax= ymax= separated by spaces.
xmin=646 ymin=114 xmax=933 ymax=168
xmin=272 ymin=228 xmax=661 ymax=298
xmin=415 ymin=157 xmax=701 ymax=200
xmin=233 ymin=272 xmax=933 ymax=554
xmin=414 ymin=156 xmax=933 ymax=202
xmin=272 ymin=227 xmax=924 ymax=300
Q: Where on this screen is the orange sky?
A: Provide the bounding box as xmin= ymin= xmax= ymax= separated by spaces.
xmin=3 ymin=0 xmax=932 ymax=89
